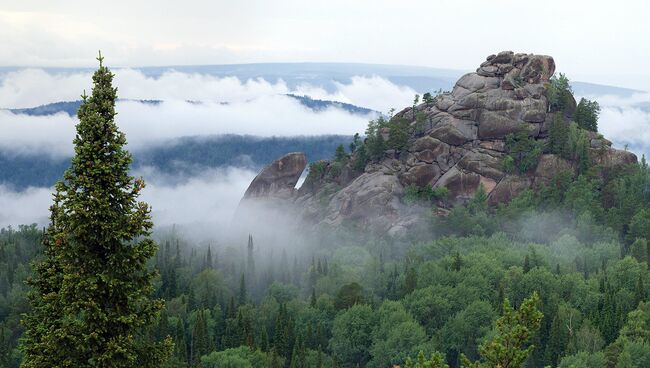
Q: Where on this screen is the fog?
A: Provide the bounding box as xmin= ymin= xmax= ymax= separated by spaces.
xmin=0 ymin=68 xmax=416 ymax=112
xmin=582 ymin=92 xmax=650 ymax=159
xmin=0 ymin=68 xmax=426 ymax=159
xmin=0 ymin=185 xmax=52 ymax=228
xmin=0 ymin=167 xmax=259 ymax=234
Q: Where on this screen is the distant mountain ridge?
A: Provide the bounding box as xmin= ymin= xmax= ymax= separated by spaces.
xmin=4 ymin=95 xmax=377 ymax=117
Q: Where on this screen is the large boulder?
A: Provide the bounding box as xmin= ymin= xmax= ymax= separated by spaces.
xmin=243 ymin=152 xmax=306 ymax=199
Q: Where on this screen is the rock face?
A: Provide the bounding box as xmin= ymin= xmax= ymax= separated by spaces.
xmin=237 ymin=51 xmax=637 ymax=237
xmin=242 ymin=152 xmax=307 ymax=200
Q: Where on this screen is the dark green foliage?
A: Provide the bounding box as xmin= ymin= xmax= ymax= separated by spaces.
xmin=21 ymin=54 xmax=172 ymax=368
xmin=461 ymin=293 xmax=543 ymax=368
xmin=404 ymin=184 xmax=449 ymax=204
xmin=330 ymin=304 xmax=375 ymax=367
xmin=574 ymin=98 xmax=600 ymax=132
xmin=547 ymin=73 xmax=574 ymax=114
xmin=335 ymin=283 xmax=364 ymax=310
xmin=190 ymin=310 xmax=211 ymax=366
xmin=422 ymin=92 xmax=435 ymax=104
xmin=352 ymin=144 xmax=369 ymax=172
xmin=386 ymin=117 xmax=411 ymax=151
xmin=501 ymin=155 xmax=515 ymax=174
xmin=349 ymin=133 xmax=361 ymax=153
xmin=404 ymin=351 xmax=449 ymax=368
xmin=201 ymin=346 xmax=281 ymax=367
xmin=364 ymin=117 xmax=388 ymax=161
xmin=548 ymin=112 xmax=569 ymax=156
xmin=334 ymin=145 xmax=348 ymax=163
xmin=504 ymin=128 xmax=543 ymax=173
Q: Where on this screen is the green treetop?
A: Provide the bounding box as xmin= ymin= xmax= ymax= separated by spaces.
xmin=462 ymin=292 xmax=543 ymax=368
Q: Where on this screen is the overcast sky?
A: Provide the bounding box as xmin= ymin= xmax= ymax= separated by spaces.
xmin=1 ymin=0 xmax=649 ymax=89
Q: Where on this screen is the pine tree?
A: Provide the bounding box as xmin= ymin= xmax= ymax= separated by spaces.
xmin=523 ymin=255 xmax=531 ymax=273
xmin=334 ymin=144 xmax=347 ymax=162
xmin=238 ymin=273 xmax=247 ymax=305
xmin=601 ymin=282 xmax=618 ymax=343
xmin=635 ymin=273 xmax=645 ymax=306
xmin=462 ymin=292 xmax=543 ymax=368
xmin=172 ymin=319 xmax=188 ymax=365
xmin=168 ymin=267 xmax=178 ymax=298
xmin=548 ymin=112 xmax=569 ymax=156
xmin=21 ymin=52 xmax=172 ymax=368
xmin=190 ymin=310 xmax=210 ymax=367
xmin=289 ymin=333 xmax=306 ymax=368
xmin=452 ymin=252 xmax=462 ymax=272
xmin=247 ymin=234 xmax=255 ymax=276
xmin=544 ymin=312 xmax=567 ymax=366
xmin=205 ymin=246 xmax=212 ymax=269
xmin=310 ymin=288 xmax=317 ymax=308
xmin=402 ymin=266 xmax=417 ymax=296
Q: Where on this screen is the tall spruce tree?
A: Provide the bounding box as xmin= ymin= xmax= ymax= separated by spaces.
xmin=20 ymin=53 xmax=172 ymax=368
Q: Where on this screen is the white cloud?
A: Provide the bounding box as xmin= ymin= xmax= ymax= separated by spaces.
xmin=0 ymin=69 xmax=93 ymax=108
xmin=291 ymin=75 xmax=417 ymax=113
xmin=0 ymin=68 xmax=414 ymax=111
xmin=0 ymin=110 xmax=76 ymax=157
xmin=598 ymin=107 xmax=650 ymax=158
xmin=0 ymin=185 xmax=52 ymax=228
xmin=576 ymin=92 xmax=650 ymax=159
xmin=0 ymin=96 xmax=372 ymax=158
xmin=0 ymin=167 xmax=258 ymax=232
xmin=0 ymin=69 xmax=421 ymax=158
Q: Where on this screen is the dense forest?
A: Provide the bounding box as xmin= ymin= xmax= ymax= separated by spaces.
xmin=2 ymin=147 xmax=650 ymax=367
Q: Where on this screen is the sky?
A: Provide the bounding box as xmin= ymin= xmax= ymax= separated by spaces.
xmin=1 ymin=0 xmax=649 ymax=90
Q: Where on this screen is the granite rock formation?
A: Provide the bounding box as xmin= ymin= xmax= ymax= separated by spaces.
xmin=237 ymin=51 xmax=637 ymax=237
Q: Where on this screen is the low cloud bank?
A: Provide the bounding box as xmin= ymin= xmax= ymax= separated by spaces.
xmin=0 ymin=97 xmax=371 ymax=158
xmin=0 ymin=68 xmax=420 ymax=159
xmin=0 ymin=68 xmax=417 ymax=112
xmin=0 ymin=166 xmax=258 ymax=233
xmin=582 ymin=92 xmax=650 ymax=159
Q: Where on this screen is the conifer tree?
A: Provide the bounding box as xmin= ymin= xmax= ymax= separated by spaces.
xmin=205 ymin=246 xmax=212 ymax=269
xmin=310 ymin=288 xmax=317 ymax=308
xmin=247 ymin=235 xmax=255 ymax=275
xmin=462 ymin=292 xmax=543 ymax=368
xmin=635 ymin=273 xmax=645 ymax=306
xmin=21 ymin=52 xmax=172 ymax=368
xmin=190 ymin=310 xmax=210 ymax=367
xmin=238 ymin=273 xmax=247 ymax=305
xmin=172 ymin=319 xmax=188 ymax=365
xmin=289 ymin=333 xmax=306 ymax=368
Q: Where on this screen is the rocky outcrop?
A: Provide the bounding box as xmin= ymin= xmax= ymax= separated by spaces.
xmin=236 ymin=51 xmax=637 ymax=237
xmin=242 ymin=152 xmax=306 ymax=200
